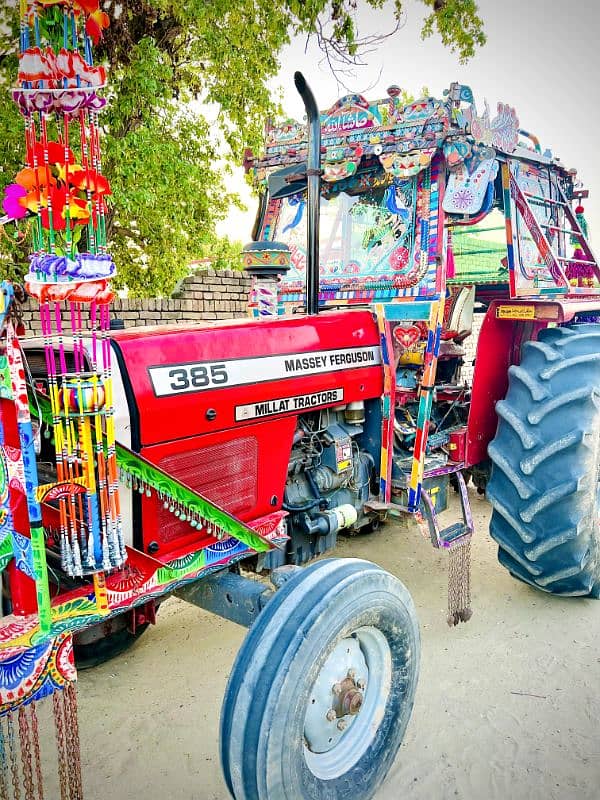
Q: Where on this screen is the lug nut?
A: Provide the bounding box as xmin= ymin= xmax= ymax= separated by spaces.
xmin=347 ymin=669 xmax=356 ymax=680
xmin=343 ymin=688 xmax=364 ymax=716
xmin=326 ymin=709 xmax=337 ymax=722
xmin=337 ymin=719 xmax=347 ymax=731
xmin=357 ymin=678 xmax=366 ymax=690
xmin=332 ymin=683 xmax=342 ymax=695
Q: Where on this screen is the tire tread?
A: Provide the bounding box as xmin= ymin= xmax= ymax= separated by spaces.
xmin=487 ymin=324 xmax=600 ymax=596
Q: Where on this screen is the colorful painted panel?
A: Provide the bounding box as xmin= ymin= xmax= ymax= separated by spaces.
xmin=262 ymin=92 xmax=450 ymax=169
xmin=510 ymin=161 xmax=562 ymax=293
xmin=0 ymin=509 xmax=287 ymax=656
xmin=0 ymin=446 xmax=14 ymax=573
xmin=443 ymin=151 xmax=497 ymax=217
xmin=0 ymin=631 xmax=75 ymax=714
xmin=275 ymin=156 xmax=445 ymax=305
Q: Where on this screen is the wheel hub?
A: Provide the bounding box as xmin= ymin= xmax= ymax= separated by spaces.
xmin=303 ymin=626 xmax=393 ymax=780
xmin=304 ymin=637 xmax=367 ymax=754
xmin=333 ymin=675 xmax=364 ymax=716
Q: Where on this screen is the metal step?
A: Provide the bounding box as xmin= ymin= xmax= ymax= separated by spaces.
xmin=439 ymin=522 xmax=470 ymax=546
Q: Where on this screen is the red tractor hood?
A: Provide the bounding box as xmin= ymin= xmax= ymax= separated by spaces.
xmin=110 ymin=310 xmax=383 ymax=447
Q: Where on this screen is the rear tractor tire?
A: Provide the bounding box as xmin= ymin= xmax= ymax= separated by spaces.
xmin=487 ymin=323 xmax=600 ymax=597
xmin=220 ymin=558 xmax=420 ymax=800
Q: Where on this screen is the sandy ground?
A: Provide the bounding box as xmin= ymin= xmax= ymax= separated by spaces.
xmin=48 ymin=488 xmax=600 ymax=799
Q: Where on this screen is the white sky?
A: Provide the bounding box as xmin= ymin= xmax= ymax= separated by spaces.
xmin=218 ymin=0 xmax=600 ymax=246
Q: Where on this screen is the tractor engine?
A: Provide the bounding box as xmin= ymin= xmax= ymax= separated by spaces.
xmin=282 ymin=405 xmax=374 ymax=564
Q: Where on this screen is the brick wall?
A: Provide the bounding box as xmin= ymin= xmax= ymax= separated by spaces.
xmin=20 ymin=268 xmax=252 ymax=336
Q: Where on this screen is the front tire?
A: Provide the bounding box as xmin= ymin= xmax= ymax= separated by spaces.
xmin=487 ymin=323 xmax=600 ymax=596
xmin=220 ymin=558 xmax=419 ymax=800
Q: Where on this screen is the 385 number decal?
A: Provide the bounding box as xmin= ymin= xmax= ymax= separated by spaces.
xmin=167 ymin=363 xmax=228 ymax=392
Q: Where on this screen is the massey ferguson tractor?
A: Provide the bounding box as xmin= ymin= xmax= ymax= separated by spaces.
xmin=1 ymin=18 xmax=599 ymax=796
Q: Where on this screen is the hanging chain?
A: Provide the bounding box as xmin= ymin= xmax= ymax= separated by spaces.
xmin=447 ymin=538 xmax=473 ymax=626
xmin=28 ymin=704 xmax=43 ymax=800
xmin=7 ymin=713 xmax=20 ymax=800
xmin=64 ymin=685 xmax=83 ymax=800
xmin=448 ymin=544 xmax=459 ymax=626
xmin=52 ymin=693 xmax=68 ymax=800
xmin=64 ymin=690 xmax=76 ymax=800
xmin=0 ymin=717 xmax=9 ymax=800
xmin=462 ymin=539 xmax=472 ymax=617
xmin=17 ymin=708 xmax=34 ymax=800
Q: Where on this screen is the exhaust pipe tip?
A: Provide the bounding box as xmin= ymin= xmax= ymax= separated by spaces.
xmin=293 ymin=72 xmax=320 ymax=316
xmin=293 ymin=71 xmax=306 ymax=93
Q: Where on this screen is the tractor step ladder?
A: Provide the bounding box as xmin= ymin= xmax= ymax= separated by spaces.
xmin=420 ymin=470 xmax=473 ymax=549
xmin=507 ymin=166 xmax=600 ymax=292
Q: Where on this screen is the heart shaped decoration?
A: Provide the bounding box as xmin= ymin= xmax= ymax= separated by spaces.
xmin=393 ymin=325 xmax=421 ymax=350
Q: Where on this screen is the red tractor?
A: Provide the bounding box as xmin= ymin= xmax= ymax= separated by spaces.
xmin=2 ymin=72 xmax=599 ymax=800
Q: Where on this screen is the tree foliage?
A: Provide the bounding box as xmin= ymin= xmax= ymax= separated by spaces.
xmin=0 ymin=0 xmax=485 ymax=296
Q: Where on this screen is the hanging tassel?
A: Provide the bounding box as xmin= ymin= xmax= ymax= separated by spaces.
xmin=446 ymin=229 xmax=456 ymax=279
xmin=447 ymin=537 xmax=473 ymax=626
xmin=573 ymin=204 xmax=589 ymax=243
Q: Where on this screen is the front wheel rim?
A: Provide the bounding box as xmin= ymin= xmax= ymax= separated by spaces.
xmin=303 ymin=625 xmax=392 ymax=780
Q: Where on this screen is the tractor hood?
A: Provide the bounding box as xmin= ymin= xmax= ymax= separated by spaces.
xmin=110 ymin=310 xmax=383 ymax=448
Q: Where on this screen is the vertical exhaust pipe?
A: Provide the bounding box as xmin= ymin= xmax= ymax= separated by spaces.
xmin=294 ymin=72 xmax=320 ymax=315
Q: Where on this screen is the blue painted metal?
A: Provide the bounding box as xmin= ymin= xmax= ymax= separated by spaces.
xmin=383 ymin=303 xmax=433 ymax=321
xmin=175 ymin=570 xmax=273 ymax=628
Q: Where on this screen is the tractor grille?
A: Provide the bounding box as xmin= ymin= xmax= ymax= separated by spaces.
xmin=156 ymin=437 xmax=258 ymax=543
xmin=23 ymin=349 xmax=82 ymax=376
xmin=22 ymin=349 xmax=86 ymax=393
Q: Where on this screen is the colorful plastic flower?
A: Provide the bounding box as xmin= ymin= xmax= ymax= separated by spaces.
xmin=67 ymin=195 xmax=91 ymax=223
xmin=38 ymin=187 xmax=91 ymax=231
xmin=15 ymin=166 xmax=51 ymax=190
xmin=12 ymin=88 xmax=55 ymax=116
xmin=74 ymin=0 xmax=101 ymax=11
xmin=70 ymin=169 xmax=111 ymax=196
xmin=18 ymin=47 xmax=55 ymax=85
xmin=55 ymin=49 xmax=106 ymax=87
xmin=85 ymin=8 xmax=110 ymax=44
xmin=33 ymin=141 xmax=74 ymax=167
xmin=2 ymin=185 xmax=28 ymax=219
xmin=19 ymin=47 xmax=106 ymax=89
xmin=55 ymin=162 xmax=83 ymax=185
